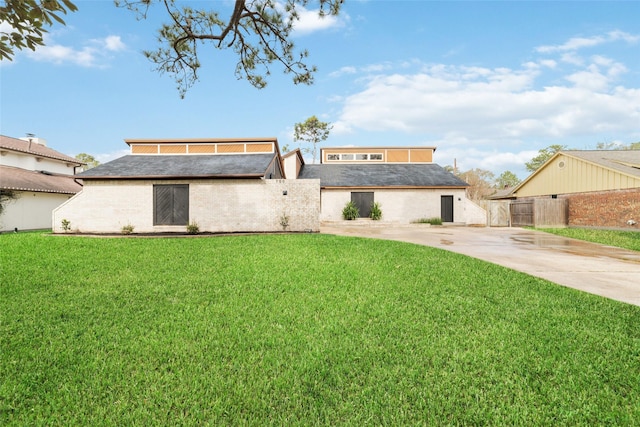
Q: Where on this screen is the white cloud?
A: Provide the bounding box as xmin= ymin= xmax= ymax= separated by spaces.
xmin=535 ymin=30 xmax=639 ymax=53
xmin=291 ymin=4 xmax=348 ymax=35
xmin=104 ymin=35 xmax=126 ymax=52
xmin=332 ymin=32 xmax=639 ymax=150
xmin=26 ymin=34 xmax=126 ymax=67
xmin=329 ymin=66 xmax=357 ymax=78
xmin=328 ymin=30 xmax=640 ymax=179
xmin=434 ymin=145 xmax=538 ymax=178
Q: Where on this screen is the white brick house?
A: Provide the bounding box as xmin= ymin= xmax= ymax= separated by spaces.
xmin=294 ymin=147 xmax=483 ymax=225
xmin=53 ymin=139 xmax=484 ymax=234
xmin=53 ymin=138 xmax=320 ymax=233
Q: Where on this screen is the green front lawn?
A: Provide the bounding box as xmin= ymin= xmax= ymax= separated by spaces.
xmin=1 ymin=233 xmax=639 ymax=425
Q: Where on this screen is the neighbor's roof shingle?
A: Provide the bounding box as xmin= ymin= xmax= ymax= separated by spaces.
xmin=562 ymin=150 xmax=640 ymax=178
xmin=0 ymin=135 xmax=82 ymax=165
xmin=0 ymin=165 xmax=83 ymax=194
xmin=78 ymin=154 xmax=278 ymax=179
xmin=298 ymin=164 xmax=468 ymax=187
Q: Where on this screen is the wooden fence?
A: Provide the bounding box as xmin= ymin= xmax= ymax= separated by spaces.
xmin=509 ymin=199 xmax=567 ymax=227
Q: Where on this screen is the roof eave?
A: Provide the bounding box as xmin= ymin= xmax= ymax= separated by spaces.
xmin=124 ymin=137 xmax=278 ymax=145
xmin=79 ymin=173 xmax=266 ymax=180
xmin=0 ymin=185 xmax=80 ymax=195
xmin=321 ymin=185 xmax=468 ymax=190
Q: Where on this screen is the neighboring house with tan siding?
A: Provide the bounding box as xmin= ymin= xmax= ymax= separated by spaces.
xmin=509 ymin=150 xmax=640 ymax=229
xmin=53 ymin=138 xmax=320 ymax=233
xmin=0 ymin=135 xmax=83 ymax=232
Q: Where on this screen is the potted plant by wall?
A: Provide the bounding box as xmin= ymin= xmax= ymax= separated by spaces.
xmin=370 ymin=202 xmax=382 ymax=220
xmin=342 ymin=201 xmax=359 ymax=220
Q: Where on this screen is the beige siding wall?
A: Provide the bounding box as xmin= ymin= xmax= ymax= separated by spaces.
xmin=0 ymin=151 xmax=78 ymax=175
xmin=283 ymin=154 xmax=301 ymax=179
xmin=1 ymin=191 xmax=72 ymax=232
xmin=320 ymin=188 xmax=468 ymax=223
xmin=517 ymin=154 xmax=640 ymax=197
xmin=53 ymin=179 xmax=320 ymax=233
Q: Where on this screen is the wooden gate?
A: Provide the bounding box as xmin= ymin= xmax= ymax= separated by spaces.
xmin=510 ymin=199 xmax=567 ymax=227
xmin=486 ymin=201 xmax=511 ymax=226
xmin=510 ymin=200 xmax=533 ymax=226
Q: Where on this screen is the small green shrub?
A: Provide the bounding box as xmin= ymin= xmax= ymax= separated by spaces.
xmin=415 ymin=217 xmax=443 ymax=225
xmin=121 ymin=224 xmax=135 ymax=235
xmin=279 ymin=213 xmax=290 ymax=230
xmin=187 ymin=221 xmax=200 ymax=234
xmin=370 ymin=202 xmax=382 ymax=220
xmin=342 ymin=201 xmax=359 ymax=220
xmin=61 ymin=219 xmax=71 ymax=232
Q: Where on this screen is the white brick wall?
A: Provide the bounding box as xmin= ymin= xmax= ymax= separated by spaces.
xmin=320 ymin=188 xmax=471 ymax=223
xmin=53 ymin=179 xmax=320 ymax=233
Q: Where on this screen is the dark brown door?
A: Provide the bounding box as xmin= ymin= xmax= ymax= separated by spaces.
xmin=441 ymin=195 xmax=454 ymax=222
xmin=351 ymin=192 xmax=374 ymax=218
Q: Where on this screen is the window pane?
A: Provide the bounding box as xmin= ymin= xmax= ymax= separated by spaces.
xmin=341 ymin=154 xmax=354 ymax=160
xmin=355 ymin=154 xmax=368 ymax=160
xmin=327 ymin=154 xmax=339 ymax=160
xmin=370 ymin=154 xmax=383 ymax=160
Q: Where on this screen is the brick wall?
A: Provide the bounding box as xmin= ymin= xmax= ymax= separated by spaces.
xmin=561 ymin=188 xmax=640 ymax=229
xmin=320 ymin=188 xmax=470 ymax=223
xmin=53 ymin=178 xmax=320 ymax=233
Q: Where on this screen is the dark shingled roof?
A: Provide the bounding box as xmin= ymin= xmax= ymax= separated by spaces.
xmin=0 ymin=165 xmax=82 ymax=194
xmin=78 ymin=154 xmax=278 ymax=179
xmin=299 ymin=164 xmax=468 ymax=188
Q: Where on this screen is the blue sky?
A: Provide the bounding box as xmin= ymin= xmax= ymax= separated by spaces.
xmin=1 ymin=0 xmax=639 ymax=179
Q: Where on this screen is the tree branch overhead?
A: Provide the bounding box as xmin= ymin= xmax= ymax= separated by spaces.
xmin=117 ymin=0 xmax=343 ymax=97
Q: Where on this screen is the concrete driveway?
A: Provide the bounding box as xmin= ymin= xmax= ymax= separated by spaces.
xmin=321 ymin=224 xmax=640 ymax=306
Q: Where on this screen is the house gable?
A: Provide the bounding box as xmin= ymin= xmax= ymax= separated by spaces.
xmin=282 ymin=149 xmax=305 ymax=179
xmin=514 ymin=151 xmax=640 ymax=198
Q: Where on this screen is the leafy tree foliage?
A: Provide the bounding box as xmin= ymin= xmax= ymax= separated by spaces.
xmin=0 ymin=189 xmax=18 ymax=216
xmin=0 ymin=0 xmax=78 ymax=61
xmin=596 ymin=141 xmax=640 ymax=150
xmin=458 ymin=168 xmax=495 ymax=201
xmin=2 ymin=0 xmax=342 ymax=97
xmin=525 ymin=144 xmax=567 ymax=173
xmin=75 ymin=153 xmax=100 ymax=170
xmin=116 ymin=0 xmax=343 ymax=97
xmin=293 ymin=115 xmax=332 ymax=164
xmin=495 ymin=170 xmax=520 ymax=189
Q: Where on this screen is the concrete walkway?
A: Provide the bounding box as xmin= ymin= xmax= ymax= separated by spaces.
xmin=321 ymin=224 xmax=640 ymax=306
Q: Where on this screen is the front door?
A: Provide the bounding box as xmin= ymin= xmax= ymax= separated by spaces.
xmin=441 ymin=195 xmax=454 ymax=222
xmin=351 ymin=192 xmax=374 ymax=218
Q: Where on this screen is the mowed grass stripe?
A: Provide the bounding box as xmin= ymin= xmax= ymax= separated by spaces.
xmin=1 ymin=233 xmax=639 ymax=425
